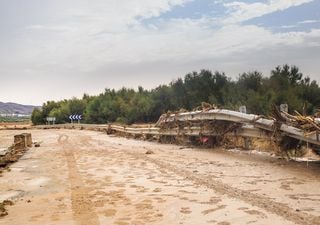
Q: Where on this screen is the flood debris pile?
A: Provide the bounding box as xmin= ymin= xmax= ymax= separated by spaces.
xmin=271 ymin=106 xmax=320 ymax=157
xmin=154 ymin=105 xmax=320 ymax=158
xmin=34 ymin=104 xmax=320 ymax=158
xmin=273 ymin=106 xmax=320 ymax=133
xmin=0 ymin=133 xmax=32 ymax=169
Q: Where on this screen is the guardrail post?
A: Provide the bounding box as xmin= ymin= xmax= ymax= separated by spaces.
xmin=243 ymin=137 xmax=251 ymax=150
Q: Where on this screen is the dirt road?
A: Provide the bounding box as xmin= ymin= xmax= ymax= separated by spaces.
xmin=0 ymin=129 xmax=320 ymax=225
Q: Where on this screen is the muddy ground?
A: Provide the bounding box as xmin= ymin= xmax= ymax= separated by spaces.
xmin=0 ymin=122 xmax=31 ymax=130
xmin=0 ymin=129 xmax=320 ymax=225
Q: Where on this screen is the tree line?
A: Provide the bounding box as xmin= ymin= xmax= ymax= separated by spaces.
xmin=31 ymin=64 xmax=320 ymax=125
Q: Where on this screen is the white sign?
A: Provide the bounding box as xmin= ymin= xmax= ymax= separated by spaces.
xmin=46 ymin=117 xmax=56 ymax=125
xmin=239 ymin=105 xmax=247 ymax=114
xmin=46 ymin=117 xmax=56 ymax=122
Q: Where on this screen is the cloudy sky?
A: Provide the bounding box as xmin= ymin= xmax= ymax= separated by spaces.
xmin=0 ymin=0 xmax=319 ymax=105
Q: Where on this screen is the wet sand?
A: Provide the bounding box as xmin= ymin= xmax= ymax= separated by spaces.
xmin=0 ymin=129 xmax=320 ymax=225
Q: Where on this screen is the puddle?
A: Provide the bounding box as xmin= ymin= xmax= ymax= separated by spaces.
xmin=26 ymin=177 xmax=50 ymax=186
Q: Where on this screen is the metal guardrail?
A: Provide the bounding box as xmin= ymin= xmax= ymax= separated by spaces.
xmin=34 ymin=109 xmax=320 ymax=147
xmin=156 ymin=109 xmax=320 ymax=146
xmin=35 ymin=123 xmax=267 ymax=139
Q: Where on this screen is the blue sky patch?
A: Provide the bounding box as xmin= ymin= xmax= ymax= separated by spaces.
xmin=243 ymin=0 xmax=320 ymax=33
xmin=139 ymin=0 xmax=227 ymax=26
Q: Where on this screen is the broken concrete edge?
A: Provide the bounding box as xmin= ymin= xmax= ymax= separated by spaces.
xmin=14 ymin=133 xmax=32 ymax=149
xmin=0 ymin=133 xmax=32 ymax=217
xmin=0 ymin=133 xmax=32 ymax=170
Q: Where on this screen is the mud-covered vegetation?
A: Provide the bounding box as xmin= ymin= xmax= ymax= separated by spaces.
xmin=32 ymin=64 xmax=320 ymax=125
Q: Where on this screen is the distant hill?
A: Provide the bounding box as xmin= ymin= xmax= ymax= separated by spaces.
xmin=0 ymin=102 xmax=39 ymax=115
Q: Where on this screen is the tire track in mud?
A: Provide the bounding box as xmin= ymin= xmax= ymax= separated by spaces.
xmin=58 ymin=135 xmax=100 ymax=225
xmin=127 ymin=151 xmax=320 ymax=225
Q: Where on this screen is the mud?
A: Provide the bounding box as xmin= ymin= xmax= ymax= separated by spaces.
xmin=0 ymin=129 xmax=320 ymax=225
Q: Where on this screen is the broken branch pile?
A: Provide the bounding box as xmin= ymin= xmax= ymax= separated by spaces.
xmin=273 ymin=106 xmax=320 ymax=133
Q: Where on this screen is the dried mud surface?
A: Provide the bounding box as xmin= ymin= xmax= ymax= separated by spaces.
xmin=0 ymin=129 xmax=320 ymax=225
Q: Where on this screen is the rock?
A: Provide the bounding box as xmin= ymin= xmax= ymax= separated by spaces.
xmin=145 ymin=150 xmax=154 ymax=154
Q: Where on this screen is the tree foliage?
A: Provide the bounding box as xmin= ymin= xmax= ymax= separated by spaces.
xmin=32 ymin=65 xmax=320 ymax=125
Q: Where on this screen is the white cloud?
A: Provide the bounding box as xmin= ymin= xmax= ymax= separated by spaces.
xmin=15 ymin=0 xmax=193 ymax=70
xmin=223 ymin=0 xmax=314 ymax=24
xmin=1 ymin=0 xmax=320 ymax=104
xmin=281 ymin=24 xmax=297 ymax=29
xmin=24 ymin=18 xmax=319 ymax=69
xmin=11 ymin=0 xmax=320 ymax=73
xmin=298 ymin=19 xmax=319 ymax=24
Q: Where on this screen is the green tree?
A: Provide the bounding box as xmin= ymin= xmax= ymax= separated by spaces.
xmin=31 ymin=108 xmax=43 ymax=125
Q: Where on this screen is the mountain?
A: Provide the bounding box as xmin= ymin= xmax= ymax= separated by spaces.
xmin=0 ymin=102 xmax=39 ymax=115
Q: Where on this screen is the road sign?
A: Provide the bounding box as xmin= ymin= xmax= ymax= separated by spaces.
xmin=46 ymin=117 xmax=56 ymax=122
xmin=73 ymin=115 xmax=82 ymax=120
xmin=69 ymin=114 xmax=82 ymax=123
xmin=46 ymin=117 xmax=56 ymax=125
xmin=239 ymin=105 xmax=247 ymax=114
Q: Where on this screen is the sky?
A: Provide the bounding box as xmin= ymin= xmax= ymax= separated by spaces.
xmin=0 ymin=0 xmax=319 ymax=105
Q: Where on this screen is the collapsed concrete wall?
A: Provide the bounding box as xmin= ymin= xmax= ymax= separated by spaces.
xmin=0 ymin=133 xmax=32 ymax=168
